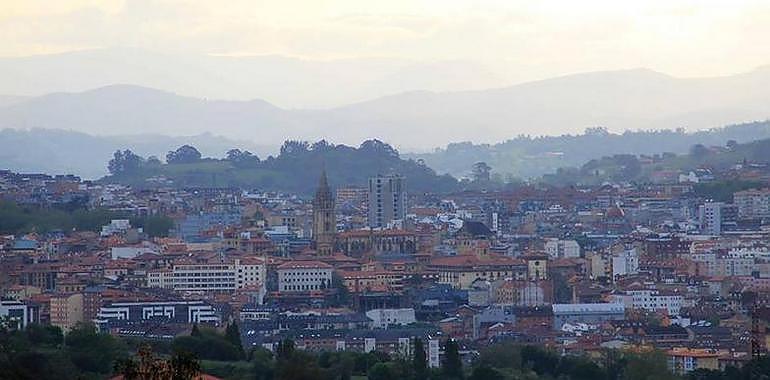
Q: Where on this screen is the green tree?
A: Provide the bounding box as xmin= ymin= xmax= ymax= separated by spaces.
xmin=442 ymin=339 xmax=463 ymax=380
xmin=167 ymin=145 xmax=202 ymax=164
xmin=624 ymin=351 xmax=676 ymax=380
xmin=251 ymin=348 xmax=275 ymax=380
xmin=65 ymin=322 xmax=127 ymax=374
xmin=225 ymin=322 xmax=244 ymax=358
xmin=413 ymin=338 xmax=428 ymax=380
xmin=468 ymin=364 xmax=504 ymax=380
xmin=25 ymin=323 xmax=63 ymax=346
xmin=368 ymin=362 xmax=402 ymax=380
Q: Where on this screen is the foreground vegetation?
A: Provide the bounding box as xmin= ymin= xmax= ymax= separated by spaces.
xmin=3 ymin=321 xmax=770 ymax=380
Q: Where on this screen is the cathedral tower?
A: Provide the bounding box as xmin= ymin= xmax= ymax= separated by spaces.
xmin=312 ymin=169 xmax=336 ymax=255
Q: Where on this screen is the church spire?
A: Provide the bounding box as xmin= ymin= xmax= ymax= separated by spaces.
xmin=312 ymin=167 xmax=335 ymax=255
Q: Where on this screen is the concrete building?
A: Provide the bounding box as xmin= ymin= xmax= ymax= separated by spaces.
xmin=0 ymin=299 xmax=34 ymax=329
xmin=365 ymin=308 xmax=417 ymax=328
xmin=698 ymin=202 xmax=724 ymax=235
xmin=96 ymin=300 xmax=220 ymax=327
xmin=611 ymin=248 xmax=639 ymax=280
xmin=611 ymin=289 xmax=684 ymax=316
xmin=545 ymin=239 xmax=581 ymax=259
xmin=277 ymin=260 xmax=333 ymax=292
xmin=734 ymin=188 xmax=770 ymax=219
xmin=367 ymin=174 xmax=407 ymax=228
xmin=667 ymin=348 xmax=720 ymax=375
xmin=148 ymin=257 xmax=265 ymax=292
xmin=552 ymin=303 xmax=625 ymax=330
xmin=50 ymin=293 xmax=84 ymax=333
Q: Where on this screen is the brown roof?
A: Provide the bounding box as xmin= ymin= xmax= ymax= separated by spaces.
xmin=277 ymin=260 xmax=333 ymax=270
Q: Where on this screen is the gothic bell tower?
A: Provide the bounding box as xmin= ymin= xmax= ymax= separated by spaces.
xmin=312 ymin=169 xmax=336 ymax=255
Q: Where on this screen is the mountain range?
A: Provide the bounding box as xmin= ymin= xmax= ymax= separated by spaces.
xmin=0 ymin=129 xmax=272 ymax=179
xmin=1 ymin=64 xmax=770 ymax=152
xmin=0 ymin=47 xmax=502 ymax=109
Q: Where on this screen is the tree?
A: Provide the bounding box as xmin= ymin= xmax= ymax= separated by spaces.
xmin=226 ymin=149 xmax=259 ymax=167
xmin=251 ymin=348 xmax=275 ymax=380
xmin=166 ymin=145 xmax=202 ymax=164
xmin=65 ymin=322 xmax=127 ymax=374
xmin=471 ymin=162 xmax=492 ymax=182
xmin=368 ymin=362 xmax=401 ymax=380
xmin=279 ymin=140 xmax=310 ymax=157
xmin=442 ymin=339 xmax=463 ymax=380
xmin=108 ymin=149 xmax=145 ymax=175
xmin=114 ymin=344 xmax=201 ymax=380
xmin=225 ymin=322 xmax=244 ymax=358
xmin=275 ymin=339 xmax=295 ymax=361
xmin=139 ymin=215 xmax=174 ymax=238
xmin=25 ymin=324 xmax=63 ymax=346
xmin=468 ymin=365 xmax=504 ymax=380
xmin=413 ymin=338 xmax=428 ymax=380
xmin=690 ymin=143 xmax=710 ymax=158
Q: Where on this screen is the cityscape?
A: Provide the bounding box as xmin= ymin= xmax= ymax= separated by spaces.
xmin=2 ymin=1 xmax=770 ymax=380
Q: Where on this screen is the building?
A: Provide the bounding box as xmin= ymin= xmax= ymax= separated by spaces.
xmin=0 ymin=299 xmax=34 ymax=329
xmin=545 ymin=239 xmax=580 ymax=259
xmin=365 ymin=308 xmax=416 ymax=328
xmin=368 ymin=174 xmax=407 ymax=228
xmin=611 ymin=248 xmax=639 ymax=280
xmin=148 ymin=257 xmax=265 ymax=292
xmin=611 ymin=289 xmax=684 ymax=316
xmin=312 ymin=170 xmax=336 ymax=255
xmin=50 ymin=293 xmax=84 ymax=333
xmin=667 ymin=348 xmax=720 ymax=375
xmin=698 ymin=202 xmax=723 ymax=235
xmin=734 ymin=188 xmax=770 ymax=219
xmin=336 ymin=187 xmax=368 ymax=209
xmin=429 ymin=255 xmax=527 ymax=290
xmin=552 ymin=303 xmax=625 ymax=330
xmin=96 ymin=300 xmax=220 ymax=327
xmin=277 ymin=260 xmax=333 ymax=292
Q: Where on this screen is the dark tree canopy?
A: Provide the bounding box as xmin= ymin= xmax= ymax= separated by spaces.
xmin=108 ymin=149 xmax=145 ymax=175
xmin=166 ymin=145 xmax=202 ymax=164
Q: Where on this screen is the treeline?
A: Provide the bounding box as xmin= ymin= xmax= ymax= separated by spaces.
xmin=0 ymin=200 xmax=173 ymax=236
xmin=3 ymin=320 xmax=770 ymax=380
xmin=413 ymin=121 xmax=770 ymax=179
xmin=540 ymin=135 xmax=770 ymax=186
xmin=0 ymin=323 xmax=127 ymax=379
xmin=105 ymin=139 xmax=459 ymax=195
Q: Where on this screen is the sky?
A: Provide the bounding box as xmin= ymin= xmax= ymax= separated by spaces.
xmin=2 ymin=0 xmax=770 ymax=83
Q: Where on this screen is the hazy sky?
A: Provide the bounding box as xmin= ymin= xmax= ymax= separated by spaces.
xmin=2 ymin=0 xmax=770 ymax=82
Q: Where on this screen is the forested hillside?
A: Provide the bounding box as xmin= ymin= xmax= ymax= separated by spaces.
xmin=103 ymin=139 xmax=458 ymax=195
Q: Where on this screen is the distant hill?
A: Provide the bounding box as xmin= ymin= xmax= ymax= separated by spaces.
xmin=103 ymin=139 xmax=458 ymax=195
xmin=0 ymin=128 xmax=274 ymax=179
xmin=540 ymin=136 xmax=770 ymax=186
xmin=410 ymin=121 xmax=770 ymax=179
xmin=1 ymin=66 xmax=770 ymax=152
xmin=0 ymin=47 xmax=502 ymax=108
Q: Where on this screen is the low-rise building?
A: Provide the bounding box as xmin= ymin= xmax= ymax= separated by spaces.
xmin=365 ymin=308 xmax=416 ymax=328
xmin=277 ymin=260 xmax=333 ymax=292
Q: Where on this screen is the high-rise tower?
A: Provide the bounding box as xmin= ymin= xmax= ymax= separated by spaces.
xmin=367 ymin=174 xmax=407 ymax=228
xmin=312 ymin=169 xmax=336 ymax=255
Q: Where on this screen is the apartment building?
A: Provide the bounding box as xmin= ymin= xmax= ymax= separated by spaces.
xmin=50 ymin=293 xmax=84 ymax=333
xmin=277 ymin=260 xmax=333 ymax=292
xmin=147 ymin=257 xmax=265 ymax=292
